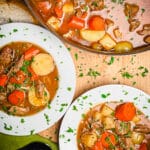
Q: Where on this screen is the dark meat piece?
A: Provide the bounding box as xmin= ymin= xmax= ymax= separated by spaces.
xmin=137 ymin=24 xmax=150 ymax=36
xmin=87 ymin=0 xmax=104 ymax=11
xmin=7 ymin=55 xmax=24 ymax=76
xmin=115 ymin=120 xmax=131 ymax=135
xmin=119 ymin=137 xmax=134 ymax=150
xmin=0 ymin=92 xmax=7 ymax=104
xmin=129 ymin=19 xmax=140 ymax=32
xmin=0 ymin=46 xmax=15 ymax=74
xmin=8 ymin=106 xmax=29 ymax=116
xmin=144 ymin=35 xmax=150 ymax=44
xmin=124 ymin=3 xmax=139 ymax=19
xmin=35 ymin=80 xmax=45 ymax=98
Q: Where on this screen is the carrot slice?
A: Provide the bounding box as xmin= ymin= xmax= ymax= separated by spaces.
xmin=92 ymin=139 xmax=104 ymax=150
xmin=88 ymin=16 xmax=105 ymax=31
xmin=139 ymin=143 xmax=147 ymax=150
xmin=0 ymin=74 xmax=8 ymax=86
xmin=24 ymin=46 xmax=40 ymax=60
xmin=54 ymin=7 xmax=63 ymax=18
xmin=36 ymin=1 xmax=51 ymax=15
xmin=115 ymin=102 xmax=136 ymax=121
xmin=68 ymin=16 xmax=85 ymax=29
xmin=28 ymin=66 xmax=39 ymax=81
xmin=8 ymin=90 xmax=24 ymax=106
xmin=100 ymin=132 xmax=116 ymax=148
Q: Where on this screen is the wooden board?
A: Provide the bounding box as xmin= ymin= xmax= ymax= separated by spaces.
xmin=39 ymin=44 xmax=150 ymax=142
xmin=1 ymin=0 xmax=150 ymax=143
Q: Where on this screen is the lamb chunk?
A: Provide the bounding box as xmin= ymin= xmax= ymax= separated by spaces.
xmin=124 ymin=3 xmax=139 ymax=19
xmin=8 ymin=106 xmax=29 ymax=116
xmin=0 ymin=47 xmax=15 ymax=74
xmin=0 ymin=92 xmax=7 ymax=104
xmin=7 ymin=55 xmax=24 ymax=76
xmin=35 ymin=80 xmax=45 ymax=98
xmin=115 ymin=120 xmax=131 ymax=135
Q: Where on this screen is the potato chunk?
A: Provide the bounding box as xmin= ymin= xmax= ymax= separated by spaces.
xmin=47 ymin=16 xmax=61 ymax=31
xmin=31 ymin=53 xmax=55 ymax=76
xmin=102 ymin=117 xmax=115 ymax=129
xmin=80 ymin=132 xmax=97 ymax=148
xmin=93 ymin=111 xmax=103 ymax=121
xmin=131 ymin=132 xmax=145 ymax=144
xmin=28 ymin=86 xmax=50 ymax=106
xmin=100 ymin=104 xmax=114 ymax=117
xmin=80 ymin=30 xmax=105 ymax=42
xmin=99 ymin=33 xmax=116 ymax=50
xmin=63 ymin=2 xmax=74 ymax=13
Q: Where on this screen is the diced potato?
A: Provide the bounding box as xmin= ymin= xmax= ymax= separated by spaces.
xmin=100 ymin=104 xmax=114 ymax=117
xmin=93 ymin=111 xmax=103 ymax=121
xmin=102 ymin=117 xmax=115 ymax=129
xmin=47 ymin=16 xmax=61 ymax=30
xmin=31 ymin=53 xmax=55 ymax=76
xmin=131 ymin=132 xmax=145 ymax=144
xmin=99 ymin=33 xmax=116 ymax=50
xmin=132 ymin=115 xmax=141 ymax=123
xmin=28 ymin=86 xmax=50 ymax=107
xmin=63 ymin=2 xmax=74 ymax=13
xmin=81 ymin=132 xmax=97 ymax=148
xmin=80 ymin=30 xmax=105 ymax=42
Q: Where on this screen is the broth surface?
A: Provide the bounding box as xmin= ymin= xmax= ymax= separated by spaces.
xmin=0 ymin=42 xmax=59 ymax=116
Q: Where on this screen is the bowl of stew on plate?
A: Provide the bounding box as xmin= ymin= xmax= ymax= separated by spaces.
xmin=59 ymin=84 xmax=150 ymax=150
xmin=77 ymin=102 xmax=150 ymax=149
xmin=0 ymin=41 xmax=58 ymax=116
xmin=0 ymin=22 xmax=76 ymax=136
xmin=25 ymin=0 xmax=150 ymax=54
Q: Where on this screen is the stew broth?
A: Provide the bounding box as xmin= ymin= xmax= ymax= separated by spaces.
xmin=0 ymin=42 xmax=58 ymax=116
xmin=29 ymin=0 xmax=150 ymax=52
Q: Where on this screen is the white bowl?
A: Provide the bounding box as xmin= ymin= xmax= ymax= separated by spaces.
xmin=0 ymin=23 xmax=76 ymax=136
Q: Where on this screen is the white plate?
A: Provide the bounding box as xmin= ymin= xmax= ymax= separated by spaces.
xmin=0 ymin=23 xmax=76 ymax=136
xmin=59 ymin=84 xmax=150 ymax=150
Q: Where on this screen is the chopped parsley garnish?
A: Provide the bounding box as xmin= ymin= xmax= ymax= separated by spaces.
xmin=0 ymin=34 xmax=6 ymax=38
xmin=87 ymin=68 xmax=101 ymax=78
xmin=101 ymin=93 xmax=110 ymax=98
xmin=92 ymin=2 xmax=98 ymax=7
xmin=66 ymin=127 xmax=74 ymax=133
xmin=20 ymin=60 xmax=31 ymax=74
xmin=75 ymin=53 xmax=78 ymax=60
xmin=67 ymin=47 xmax=71 ymax=51
xmin=111 ymin=0 xmax=124 ymax=4
xmin=4 ymin=123 xmax=12 ymax=131
xmin=141 ymin=8 xmax=145 ymax=14
xmin=82 ymin=95 xmax=88 ymax=100
xmin=72 ymin=105 xmax=78 ymax=111
xmin=44 ymin=113 xmax=50 ymax=125
xmin=138 ymin=66 xmax=149 ymax=77
xmin=121 ymin=72 xmax=133 ymax=79
xmin=79 ymin=73 xmax=84 ymax=77
xmin=67 ymin=87 xmax=72 ymax=91
xmin=13 ymin=29 xmax=18 ymax=32
xmin=107 ymin=56 xmax=115 ymax=65
xmin=20 ymin=118 xmax=25 ymax=123
xmin=82 ymin=113 xmax=86 ymax=119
